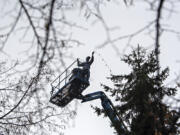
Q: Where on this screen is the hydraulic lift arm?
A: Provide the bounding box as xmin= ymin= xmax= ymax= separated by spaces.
xmin=79 ymin=91 xmax=127 ymax=135
xmin=50 ymin=59 xmax=128 ymax=134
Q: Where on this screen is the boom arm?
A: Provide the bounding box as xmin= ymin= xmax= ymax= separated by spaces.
xmin=79 ymin=91 xmax=127 ymax=135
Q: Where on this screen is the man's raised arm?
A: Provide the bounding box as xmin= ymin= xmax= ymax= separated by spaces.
xmin=89 ymin=52 xmax=94 ymax=65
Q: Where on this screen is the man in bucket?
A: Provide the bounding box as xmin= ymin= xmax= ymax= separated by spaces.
xmin=77 ymin=52 xmax=94 ymax=82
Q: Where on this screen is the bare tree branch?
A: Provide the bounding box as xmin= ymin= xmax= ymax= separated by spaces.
xmin=37 ymin=0 xmax=56 ymax=73
xmin=155 ymin=0 xmax=165 ymax=75
xmin=19 ymin=0 xmax=43 ymax=48
xmin=0 ymin=76 xmax=36 ymax=119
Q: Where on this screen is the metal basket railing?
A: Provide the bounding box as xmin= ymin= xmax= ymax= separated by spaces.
xmin=50 ymin=59 xmax=78 ymax=95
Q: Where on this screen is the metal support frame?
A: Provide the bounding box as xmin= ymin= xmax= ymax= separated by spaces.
xmin=79 ymin=91 xmax=127 ymax=135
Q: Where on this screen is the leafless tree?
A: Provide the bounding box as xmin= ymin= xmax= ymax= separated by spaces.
xmin=94 ymin=0 xmax=180 ymax=75
xmin=0 ymin=0 xmax=180 ymax=134
xmin=0 ymin=0 xmax=103 ymax=134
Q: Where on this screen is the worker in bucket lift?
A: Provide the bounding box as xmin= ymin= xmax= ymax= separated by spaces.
xmin=77 ymin=51 xmax=94 ymax=82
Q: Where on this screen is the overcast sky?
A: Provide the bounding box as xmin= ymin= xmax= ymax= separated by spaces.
xmin=1 ymin=1 xmax=180 ymax=135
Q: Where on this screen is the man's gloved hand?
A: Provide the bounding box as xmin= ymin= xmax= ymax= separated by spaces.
xmin=92 ymin=51 xmax=95 ymax=55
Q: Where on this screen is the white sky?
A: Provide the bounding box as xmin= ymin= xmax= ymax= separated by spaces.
xmin=1 ymin=1 xmax=180 ymax=135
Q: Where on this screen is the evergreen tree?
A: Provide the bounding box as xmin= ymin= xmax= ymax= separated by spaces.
xmin=94 ymin=46 xmax=180 ymax=135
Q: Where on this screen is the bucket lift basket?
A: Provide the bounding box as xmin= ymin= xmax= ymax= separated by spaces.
xmin=50 ymin=59 xmax=89 ymax=107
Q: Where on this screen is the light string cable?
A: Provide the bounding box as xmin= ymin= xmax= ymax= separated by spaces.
xmin=94 ymin=50 xmax=113 ymax=76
